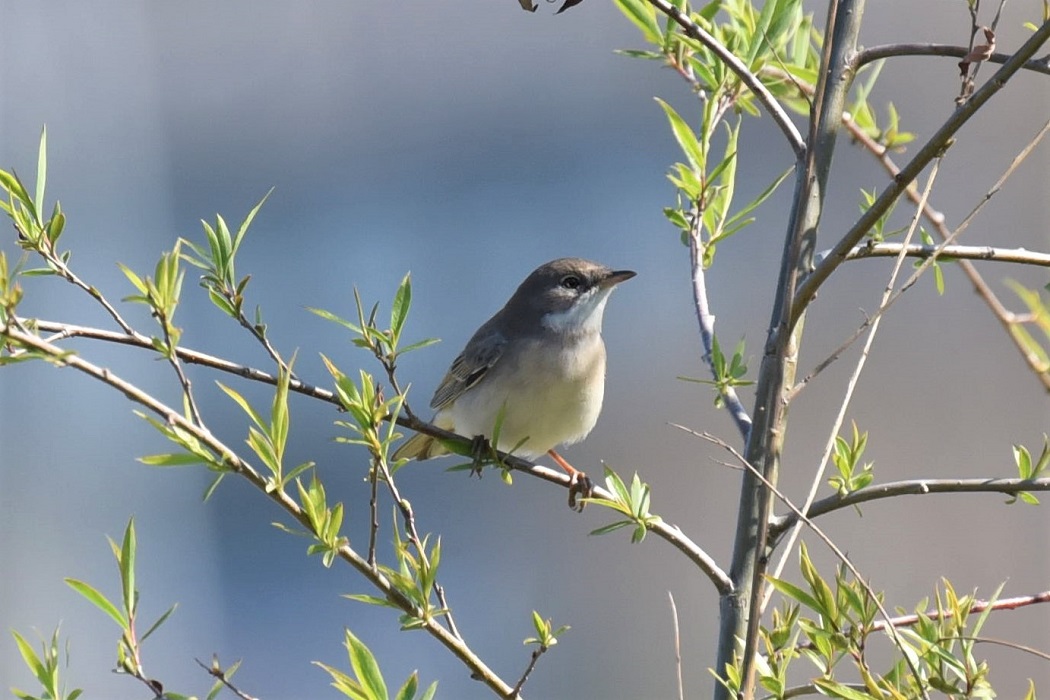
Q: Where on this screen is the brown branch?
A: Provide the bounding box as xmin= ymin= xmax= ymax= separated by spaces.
xmin=2 ymin=324 xmax=520 ymax=698
xmin=792 ymin=18 xmax=1050 ymax=330
xmin=769 ymin=477 xmax=1050 ymax=536
xmin=14 ymin=316 xmax=734 ymax=595
xmin=842 ymin=110 xmax=1050 ymax=390
xmin=854 ymin=44 xmax=1050 ymax=77
xmin=840 ymin=242 xmax=1050 ymax=267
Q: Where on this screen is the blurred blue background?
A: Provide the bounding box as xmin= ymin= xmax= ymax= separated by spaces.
xmin=2 ymin=2 xmax=1048 ymax=698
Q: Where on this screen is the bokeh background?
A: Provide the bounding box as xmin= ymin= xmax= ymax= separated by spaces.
xmin=2 ymin=2 xmax=1048 ymax=698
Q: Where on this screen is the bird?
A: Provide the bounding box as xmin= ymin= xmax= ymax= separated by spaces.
xmin=393 ymin=257 xmax=635 ymax=510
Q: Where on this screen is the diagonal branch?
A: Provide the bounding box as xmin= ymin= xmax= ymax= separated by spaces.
xmin=3 ymin=323 xmax=521 ymax=699
xmin=13 ymin=316 xmax=734 ymax=595
xmin=644 ymin=0 xmax=806 ymax=158
xmin=792 ymin=18 xmax=1050 ymax=331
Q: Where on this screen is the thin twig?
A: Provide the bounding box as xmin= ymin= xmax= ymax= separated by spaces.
xmin=838 ymin=242 xmax=1050 ymax=267
xmin=510 ymin=646 xmax=548 ymax=698
xmin=232 ymin=306 xmax=295 ymax=378
xmin=668 ymin=592 xmax=684 ymax=700
xmin=2 ymin=325 xmax=520 ymax=698
xmin=367 ymin=457 xmax=380 ymax=569
xmin=195 ymin=657 xmax=260 ymax=700
xmin=793 ymin=18 xmax=1050 ymax=331
xmin=768 ymin=477 xmax=1050 ymax=535
xmin=695 ymin=430 xmax=931 ymax=700
xmin=689 ymin=206 xmax=752 ymax=442
xmin=765 ymin=161 xmax=942 ymax=612
xmin=159 ymin=317 xmax=204 ymax=426
xmin=854 ymin=44 xmax=1050 ymax=77
xmin=792 ymin=113 xmax=1050 ymax=396
xmin=13 ymin=316 xmax=734 ymax=594
xmin=373 ymin=453 xmax=464 ymax=642
xmin=39 ymin=251 xmax=137 ymax=335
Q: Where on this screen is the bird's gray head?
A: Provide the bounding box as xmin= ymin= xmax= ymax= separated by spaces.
xmin=504 ymin=258 xmax=635 ymax=336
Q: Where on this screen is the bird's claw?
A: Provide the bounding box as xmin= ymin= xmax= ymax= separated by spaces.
xmin=469 ymin=435 xmax=490 ymax=478
xmin=567 ymin=471 xmax=593 ymax=512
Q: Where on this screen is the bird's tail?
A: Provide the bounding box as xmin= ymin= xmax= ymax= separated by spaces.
xmin=391 ymin=431 xmax=449 ymax=461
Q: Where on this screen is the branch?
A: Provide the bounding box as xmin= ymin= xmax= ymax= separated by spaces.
xmin=697 ymin=430 xmax=930 ymax=698
xmin=855 ymin=43 xmax=1050 ymax=77
xmin=195 ymin=657 xmax=260 ymax=700
xmin=688 ymin=208 xmax=752 ymax=442
xmin=769 ymin=477 xmax=1050 ymax=536
xmin=397 ymin=416 xmax=733 ymax=594
xmin=837 ymin=242 xmax=1050 ymax=267
xmin=764 ymin=161 xmax=942 ymax=613
xmin=792 ymin=18 xmax=1050 ymax=330
xmin=644 ymin=0 xmax=806 ymax=158
xmin=2 ymin=324 xmax=520 ymax=699
xmin=15 ymin=316 xmax=734 ymax=594
xmin=841 ymin=109 xmax=1050 ymax=390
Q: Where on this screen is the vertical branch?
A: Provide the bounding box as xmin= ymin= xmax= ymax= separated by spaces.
xmin=715 ymin=2 xmax=867 ymax=698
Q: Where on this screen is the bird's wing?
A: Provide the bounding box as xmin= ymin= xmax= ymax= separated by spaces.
xmin=430 ymin=329 xmax=507 ymax=410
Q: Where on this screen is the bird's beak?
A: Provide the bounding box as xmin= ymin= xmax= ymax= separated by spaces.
xmin=598 ymin=269 xmax=637 ymax=289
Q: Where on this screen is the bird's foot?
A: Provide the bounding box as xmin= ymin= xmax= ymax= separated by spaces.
xmin=567 ymin=470 xmax=593 ymax=512
xmin=548 ymin=449 xmax=592 ymax=512
xmin=469 ymin=435 xmax=491 ymax=478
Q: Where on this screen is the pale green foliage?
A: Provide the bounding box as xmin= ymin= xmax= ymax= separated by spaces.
xmin=316 ymin=629 xmax=437 ymax=700
xmin=757 ymin=543 xmax=1004 ymax=700
xmin=587 ymin=466 xmax=663 ymax=543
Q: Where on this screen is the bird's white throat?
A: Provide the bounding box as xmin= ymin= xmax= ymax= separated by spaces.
xmin=540 ymin=287 xmax=614 ymax=336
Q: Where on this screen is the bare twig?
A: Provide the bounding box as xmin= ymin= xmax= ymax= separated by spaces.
xmin=793 ymin=18 xmax=1050 ymax=331
xmin=195 ymin=656 xmax=260 ymax=700
xmin=688 ymin=207 xmax=752 ymax=442
xmin=695 ymin=430 xmax=931 ymax=700
xmin=793 ymin=113 xmax=1050 ymax=395
xmin=373 ymin=452 xmax=464 ymax=642
xmin=769 ymin=477 xmax=1050 ymax=535
xmin=510 ymin=647 xmax=548 ymax=698
xmin=838 ymin=242 xmax=1050 ymax=267
xmin=231 ymin=306 xmax=295 ymax=378
xmin=765 ymin=161 xmax=942 ymax=612
xmin=159 ymin=317 xmax=204 ymax=426
xmin=367 ymin=458 xmax=380 ymax=569
xmin=668 ymin=592 xmax=685 ymax=700
xmin=854 ymin=44 xmax=1050 ymax=77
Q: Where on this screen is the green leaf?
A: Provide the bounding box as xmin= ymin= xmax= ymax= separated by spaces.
xmin=140 ymin=603 xmax=178 ymax=642
xmin=10 ymin=630 xmax=48 ymax=688
xmin=233 ymin=188 xmax=273 ymax=258
xmin=655 ymin=98 xmax=705 ymax=171
xmin=390 ymin=273 xmax=412 ymax=343
xmin=138 ymin=452 xmax=209 ymax=467
xmin=344 ymin=629 xmax=389 ymax=700
xmin=613 ymin=0 xmax=662 ymax=44
xmin=64 ymin=578 xmax=128 ymax=628
xmin=119 ymin=518 xmax=137 ymax=617
xmin=35 ymin=126 xmax=47 ymax=226
xmin=216 ymin=381 xmax=267 ymax=431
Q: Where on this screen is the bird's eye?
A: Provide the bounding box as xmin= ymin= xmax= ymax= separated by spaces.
xmin=560 ymin=275 xmax=581 ymax=290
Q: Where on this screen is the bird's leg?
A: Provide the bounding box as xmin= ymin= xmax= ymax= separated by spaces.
xmin=469 ymin=435 xmax=491 ymax=478
xmin=547 ymin=450 xmax=592 ymax=512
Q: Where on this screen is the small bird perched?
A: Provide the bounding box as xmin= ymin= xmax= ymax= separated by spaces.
xmin=393 ymin=257 xmax=635 ymax=510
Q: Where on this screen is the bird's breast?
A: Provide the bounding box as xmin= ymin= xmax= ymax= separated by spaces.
xmin=446 ymin=332 xmax=608 ymax=457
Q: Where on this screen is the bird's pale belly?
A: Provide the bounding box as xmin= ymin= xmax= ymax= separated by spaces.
xmin=447 ymin=335 xmax=606 ymax=457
